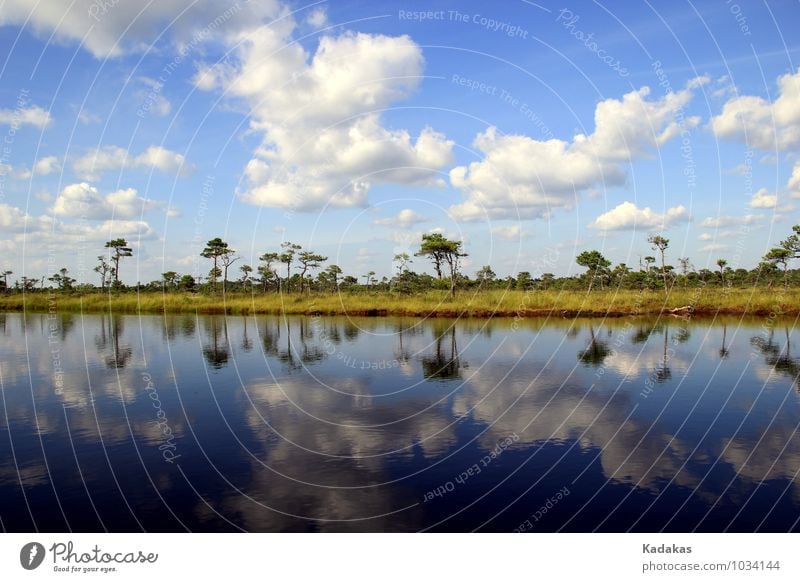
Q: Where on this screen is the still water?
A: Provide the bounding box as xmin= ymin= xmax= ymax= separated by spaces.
xmin=1 ymin=312 xmax=799 ymax=532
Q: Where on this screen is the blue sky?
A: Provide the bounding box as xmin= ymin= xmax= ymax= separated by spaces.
xmin=0 ymin=0 xmax=799 ymax=284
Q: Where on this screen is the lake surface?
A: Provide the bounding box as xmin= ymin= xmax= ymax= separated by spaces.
xmin=1 ymin=311 xmax=799 ymax=532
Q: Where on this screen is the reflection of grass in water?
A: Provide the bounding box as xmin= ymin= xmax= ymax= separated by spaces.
xmin=1 ymin=288 xmax=799 ymax=317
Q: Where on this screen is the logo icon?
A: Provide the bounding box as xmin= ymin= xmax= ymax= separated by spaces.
xmin=20 ymin=542 xmax=46 ymax=570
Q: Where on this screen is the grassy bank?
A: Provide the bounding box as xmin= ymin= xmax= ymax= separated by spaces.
xmin=0 ymin=287 xmax=797 ymax=318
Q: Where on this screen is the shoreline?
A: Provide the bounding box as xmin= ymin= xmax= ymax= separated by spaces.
xmin=0 ymin=289 xmax=796 ymax=318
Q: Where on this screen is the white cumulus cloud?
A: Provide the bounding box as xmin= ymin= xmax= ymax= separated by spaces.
xmin=711 ymin=69 xmax=800 ymax=151
xmin=0 ymin=0 xmax=281 ymax=58
xmin=788 ymin=161 xmax=800 ymax=198
xmin=449 ymin=81 xmax=703 ymax=221
xmin=491 ymin=225 xmax=529 ymax=240
xmin=33 ymin=156 xmax=61 ymax=175
xmin=0 ymin=105 xmax=52 ymax=129
xmin=52 ymin=183 xmax=163 ymax=220
xmin=306 ymin=8 xmax=328 ymax=28
xmin=749 ymin=187 xmax=778 ymax=209
xmin=374 ymin=209 xmax=428 ymax=229
xmin=589 ymin=201 xmax=690 ymax=231
xmin=195 ymin=20 xmax=454 ymax=211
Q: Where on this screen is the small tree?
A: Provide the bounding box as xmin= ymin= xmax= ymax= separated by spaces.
xmin=393 ymin=253 xmax=412 ymax=274
xmin=201 ymin=238 xmax=233 ymax=292
xmin=716 ymin=258 xmax=728 ymax=287
xmin=19 ymin=276 xmax=37 ymax=291
xmin=779 ymin=225 xmax=800 ymax=261
xmin=162 ymin=271 xmax=179 ymax=290
xmin=475 ymin=265 xmax=496 ymax=288
xmin=576 ymin=250 xmax=611 ymax=292
xmin=677 ymin=257 xmax=691 ymax=287
xmin=208 ymin=266 xmax=222 ymax=288
xmin=415 ymin=233 xmax=448 ymax=279
xmin=94 ymin=256 xmax=114 ymax=291
xmin=239 ymin=264 xmax=253 ymax=291
xmin=297 ymin=251 xmax=327 ymax=294
xmin=219 ymin=250 xmax=238 ymax=295
xmin=516 ymin=271 xmax=533 ymax=290
xmin=1 ymin=269 xmax=11 ymax=293
xmin=48 ymin=267 xmax=76 ymax=291
xmin=416 ymin=233 xmax=466 ymax=298
xmin=258 ymin=252 xmax=279 ymax=292
xmin=763 ymin=247 xmax=791 ymax=287
xmin=105 ymin=239 xmax=133 ymax=287
xmin=178 ymin=274 xmax=196 ymax=292
xmin=279 ymin=242 xmax=301 ymax=292
xmin=326 ymin=264 xmax=342 ymax=290
xmin=648 ymin=234 xmax=670 ymax=292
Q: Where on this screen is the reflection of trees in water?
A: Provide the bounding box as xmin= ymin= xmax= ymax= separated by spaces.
xmin=421 ymin=324 xmax=462 ymax=380
xmin=343 ymin=321 xmax=360 ymax=342
xmin=317 ymin=318 xmax=342 ymax=345
xmin=296 ymin=317 xmax=326 ymax=364
xmin=394 ymin=319 xmax=412 ymax=364
xmin=577 ymin=325 xmax=611 ymax=367
xmin=162 ymin=315 xmax=178 ymax=341
xmin=719 ymin=324 xmax=730 ymax=359
xmin=181 ymin=317 xmax=196 ymax=338
xmin=261 ymin=318 xmax=280 ymax=358
xmin=673 ymin=326 xmax=691 ymax=344
xmin=162 ymin=315 xmax=197 ymax=341
xmin=632 ymin=324 xmax=655 ymax=344
xmin=98 ymin=315 xmax=133 ymax=369
xmin=654 ymin=324 xmax=672 ymax=383
xmin=203 ymin=316 xmax=229 ymax=369
xmin=751 ymin=327 xmax=800 ymax=384
xmin=260 ymin=317 xmax=326 ymax=371
xmin=41 ymin=312 xmax=76 ymax=342
xmin=241 ymin=317 xmax=253 ymax=353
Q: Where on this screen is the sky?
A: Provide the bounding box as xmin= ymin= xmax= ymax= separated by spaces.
xmin=0 ymin=0 xmax=799 ymax=285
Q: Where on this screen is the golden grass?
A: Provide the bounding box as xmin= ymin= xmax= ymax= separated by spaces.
xmin=0 ymin=286 xmax=797 ymax=318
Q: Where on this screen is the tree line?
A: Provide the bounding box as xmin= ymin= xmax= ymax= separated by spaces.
xmin=2 ymin=225 xmax=799 ymax=296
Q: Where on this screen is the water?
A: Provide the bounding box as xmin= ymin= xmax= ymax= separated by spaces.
xmin=1 ymin=311 xmax=799 ymax=532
